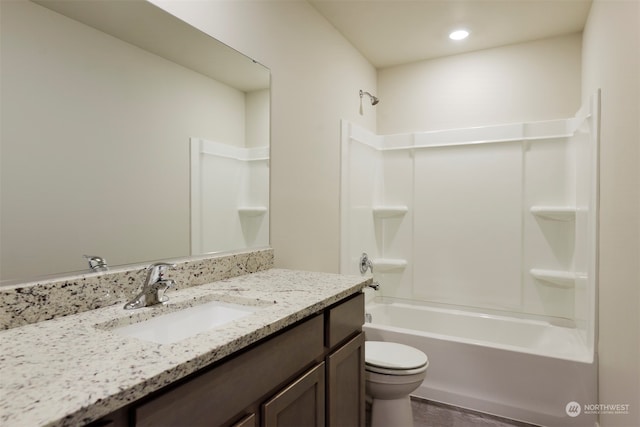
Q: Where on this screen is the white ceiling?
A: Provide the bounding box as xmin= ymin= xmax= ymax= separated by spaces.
xmin=308 ymin=0 xmax=592 ymax=68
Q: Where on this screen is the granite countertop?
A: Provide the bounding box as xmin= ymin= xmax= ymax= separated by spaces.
xmin=0 ymin=269 xmax=369 ymax=427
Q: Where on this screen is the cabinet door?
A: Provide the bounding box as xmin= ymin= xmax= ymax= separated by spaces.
xmin=262 ymin=363 xmax=325 ymax=427
xmin=232 ymin=413 xmax=256 ymax=427
xmin=326 ymin=332 xmax=365 ymax=427
xmin=87 ymin=407 xmax=129 ymax=427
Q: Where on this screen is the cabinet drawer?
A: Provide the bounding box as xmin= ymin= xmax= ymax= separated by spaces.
xmin=325 ymin=292 xmax=364 ymax=349
xmin=135 ymin=314 xmax=324 ymax=426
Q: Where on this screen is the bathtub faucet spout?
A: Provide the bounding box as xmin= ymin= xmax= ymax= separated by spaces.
xmin=368 ymin=281 xmax=380 ymax=291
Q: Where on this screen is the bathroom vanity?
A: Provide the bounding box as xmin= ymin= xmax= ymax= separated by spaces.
xmin=97 ymin=292 xmax=364 ymax=427
xmin=0 ymin=266 xmax=368 ymax=427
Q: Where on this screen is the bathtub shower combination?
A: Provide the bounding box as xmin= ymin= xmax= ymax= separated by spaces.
xmin=340 ymin=92 xmax=600 ymax=427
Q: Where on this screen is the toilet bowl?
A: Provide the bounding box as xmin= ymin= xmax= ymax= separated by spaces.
xmin=365 ymin=341 xmax=429 ymax=427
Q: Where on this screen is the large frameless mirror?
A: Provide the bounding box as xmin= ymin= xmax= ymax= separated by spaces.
xmin=0 ymin=0 xmax=270 ymax=283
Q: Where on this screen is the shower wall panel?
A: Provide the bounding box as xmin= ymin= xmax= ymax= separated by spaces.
xmin=522 ymin=138 xmax=576 ymax=319
xmin=199 ymin=154 xmax=243 ymax=252
xmin=572 ymin=96 xmax=599 ymax=347
xmin=412 ymin=142 xmax=523 ymax=310
xmin=379 ymin=144 xmax=414 ymax=299
xmin=340 ymin=122 xmax=382 ymax=275
xmin=241 ymin=158 xmax=270 ymax=247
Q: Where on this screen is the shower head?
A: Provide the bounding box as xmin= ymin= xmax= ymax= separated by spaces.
xmin=360 ymin=90 xmax=379 ymax=106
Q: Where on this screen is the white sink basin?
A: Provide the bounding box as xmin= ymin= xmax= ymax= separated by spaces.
xmin=111 ymin=300 xmax=260 ymax=344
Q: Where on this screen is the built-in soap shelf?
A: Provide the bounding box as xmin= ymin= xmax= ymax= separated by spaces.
xmin=529 ymin=268 xmax=585 ymax=289
xmin=372 ymin=258 xmax=407 ymax=272
xmin=530 ymin=206 xmax=576 ymax=221
xmin=372 ymin=205 xmax=409 ymax=219
xmin=238 ymin=207 xmax=268 ymax=217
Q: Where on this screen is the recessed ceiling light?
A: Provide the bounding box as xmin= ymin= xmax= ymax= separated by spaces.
xmin=449 ymin=29 xmax=470 ymax=41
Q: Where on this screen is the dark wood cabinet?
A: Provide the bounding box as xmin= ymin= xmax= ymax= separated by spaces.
xmin=135 ymin=315 xmax=324 ymax=427
xmin=232 ymin=413 xmax=257 ymax=427
xmin=326 ymin=332 xmax=365 ymax=427
xmin=263 ymin=362 xmax=325 ymax=427
xmin=90 ymin=292 xmax=364 ymax=427
xmin=325 ymin=292 xmax=365 ymax=427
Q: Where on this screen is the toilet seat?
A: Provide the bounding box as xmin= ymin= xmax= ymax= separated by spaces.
xmin=367 ymin=364 xmax=428 ymax=376
xmin=365 ymin=341 xmax=428 ymax=376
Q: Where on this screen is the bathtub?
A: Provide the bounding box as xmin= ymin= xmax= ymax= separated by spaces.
xmin=363 ymin=298 xmax=597 ymax=427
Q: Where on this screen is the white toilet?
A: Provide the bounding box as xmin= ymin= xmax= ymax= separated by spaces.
xmin=365 ymin=341 xmax=429 ymax=427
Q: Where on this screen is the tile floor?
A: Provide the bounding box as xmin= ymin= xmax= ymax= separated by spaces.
xmin=411 ymin=398 xmax=540 ymax=427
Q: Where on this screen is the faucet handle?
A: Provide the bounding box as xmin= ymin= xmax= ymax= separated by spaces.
xmin=147 ymin=262 xmax=177 ymax=269
xmin=147 ymin=262 xmax=177 ymax=276
xmin=145 ymin=262 xmax=177 ymax=284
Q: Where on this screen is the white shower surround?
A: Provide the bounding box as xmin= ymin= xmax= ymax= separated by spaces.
xmin=190 ymin=138 xmax=269 ymax=255
xmin=340 ymin=92 xmax=599 ymax=425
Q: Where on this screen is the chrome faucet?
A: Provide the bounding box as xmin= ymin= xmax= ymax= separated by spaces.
xmin=359 ymin=252 xmax=380 ymax=291
xmin=124 ymin=262 xmax=177 ymax=310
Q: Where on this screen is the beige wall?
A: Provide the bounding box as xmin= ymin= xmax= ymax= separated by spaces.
xmin=152 ymin=0 xmax=377 ymax=273
xmin=377 ymin=33 xmax=583 ymax=134
xmin=582 ymin=0 xmax=640 ymax=425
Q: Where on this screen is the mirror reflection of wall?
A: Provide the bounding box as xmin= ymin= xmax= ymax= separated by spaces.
xmin=0 ymin=0 xmax=270 ymax=283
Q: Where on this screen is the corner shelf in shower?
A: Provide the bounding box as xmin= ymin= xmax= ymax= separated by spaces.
xmin=530 ymin=206 xmax=576 ymax=221
xmin=372 ymin=205 xmax=409 ymax=218
xmin=529 ymin=268 xmax=583 ymax=289
xmin=372 ymin=258 xmax=407 ymax=272
xmin=238 ymin=206 xmax=268 ymax=217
